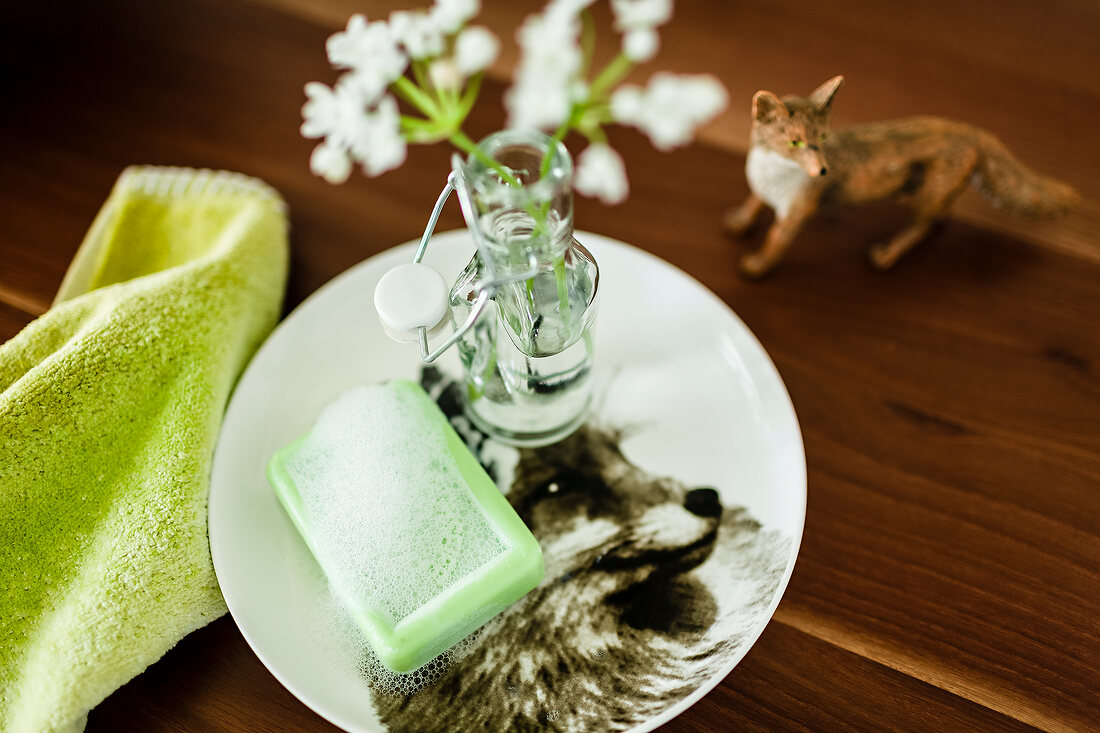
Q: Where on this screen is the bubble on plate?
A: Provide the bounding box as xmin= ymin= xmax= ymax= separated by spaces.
xmin=307 ymin=583 xmax=480 ymax=699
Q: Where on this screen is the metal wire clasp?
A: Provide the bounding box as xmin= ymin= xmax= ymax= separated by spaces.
xmin=412 ymin=154 xmax=539 ymax=363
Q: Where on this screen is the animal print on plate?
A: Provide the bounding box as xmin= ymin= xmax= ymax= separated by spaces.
xmin=370 ymin=368 xmax=791 ymax=732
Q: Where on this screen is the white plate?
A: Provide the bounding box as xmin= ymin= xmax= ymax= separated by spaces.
xmin=209 ymin=230 xmax=805 ymax=732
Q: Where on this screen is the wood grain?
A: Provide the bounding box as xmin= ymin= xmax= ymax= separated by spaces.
xmin=87 ymin=618 xmax=345 ymax=733
xmin=1 ymin=0 xmax=1097 ymax=730
xmin=0 ymin=301 xmax=36 ymax=343
xmin=87 ymin=617 xmax=1038 ymax=733
xmin=246 ymin=0 xmax=1100 ymax=263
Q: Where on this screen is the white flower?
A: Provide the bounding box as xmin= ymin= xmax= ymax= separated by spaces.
xmin=622 ymin=27 xmax=658 ymax=61
xmin=301 ymin=82 xmax=338 ymax=140
xmin=425 ymin=24 xmax=497 ymax=94
xmin=430 ymin=0 xmax=480 ymax=34
xmin=301 ymin=80 xmax=367 ymax=149
xmin=326 ymin=14 xmax=407 ymax=99
xmin=390 ymin=10 xmax=445 ymax=60
xmin=428 ymin=58 xmax=463 ymax=92
xmin=454 ymin=25 xmax=499 ymax=75
xmin=515 ymin=7 xmax=583 ymax=78
xmin=310 ymin=140 xmax=352 ymax=184
xmin=611 ymin=0 xmax=673 ymax=30
xmin=613 ymin=0 xmax=670 ymax=63
xmin=546 ymin=0 xmax=597 ymax=22
xmin=326 ymin=13 xmax=369 ymax=67
xmin=506 ymin=2 xmax=590 ymax=129
xmin=609 ymin=85 xmax=643 ymax=121
xmin=340 ymin=68 xmax=391 ymax=110
xmin=574 ymin=143 xmax=629 ymax=205
xmin=353 ymin=96 xmax=407 ymax=177
xmin=302 ymin=82 xmax=406 ymax=181
xmin=611 ymin=72 xmax=727 ymax=150
xmin=506 ymin=78 xmax=574 ymax=130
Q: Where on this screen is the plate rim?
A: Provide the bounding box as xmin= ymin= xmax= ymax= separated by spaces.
xmin=209 ymin=230 xmax=806 ymax=733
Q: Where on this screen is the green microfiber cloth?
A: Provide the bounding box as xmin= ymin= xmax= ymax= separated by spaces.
xmin=0 ymin=166 xmax=289 ymax=732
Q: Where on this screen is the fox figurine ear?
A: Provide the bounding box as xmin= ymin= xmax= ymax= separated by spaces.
xmin=752 ymin=91 xmax=786 ymax=122
xmin=808 ymin=75 xmax=844 ymax=111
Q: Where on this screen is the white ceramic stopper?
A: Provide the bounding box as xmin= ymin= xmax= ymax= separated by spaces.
xmin=374 ymin=263 xmax=449 ymax=343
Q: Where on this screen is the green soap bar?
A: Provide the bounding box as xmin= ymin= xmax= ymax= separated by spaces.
xmin=267 ymin=380 xmax=544 ymax=673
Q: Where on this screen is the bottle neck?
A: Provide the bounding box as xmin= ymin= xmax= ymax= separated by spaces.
xmin=464 ymin=130 xmax=574 ymax=272
xmin=477 ymin=209 xmax=572 ymax=270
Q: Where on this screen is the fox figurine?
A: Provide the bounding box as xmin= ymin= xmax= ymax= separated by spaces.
xmin=724 ymin=75 xmax=1079 ymax=278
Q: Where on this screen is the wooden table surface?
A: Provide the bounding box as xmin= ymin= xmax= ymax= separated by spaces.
xmin=3 ymin=0 xmax=1098 ymax=730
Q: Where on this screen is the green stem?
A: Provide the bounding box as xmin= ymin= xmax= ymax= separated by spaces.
xmin=449 ymin=129 xmax=521 ymax=187
xmin=451 ymin=126 xmax=573 ymax=323
xmin=451 ymin=128 xmax=547 ymax=268
xmin=539 ymin=107 xmax=582 ymax=179
xmin=393 ymin=70 xmax=576 ymax=347
xmin=525 ymin=276 xmax=537 ymax=311
xmin=553 ymin=256 xmax=570 ymax=319
xmin=392 ymin=76 xmax=440 ymax=118
xmin=444 ymin=80 xmax=462 ymax=111
xmin=580 ymin=10 xmax=596 ymax=71
xmin=457 ymin=73 xmax=483 ymax=120
xmin=400 ymin=115 xmax=448 ymax=143
xmin=589 ymin=53 xmax=633 ymax=99
xmin=532 ymin=103 xmax=585 ymax=243
xmin=535 ymin=110 xmax=588 ymax=321
xmin=411 ymin=59 xmax=430 ymax=95
xmin=579 ymin=123 xmax=608 ymax=145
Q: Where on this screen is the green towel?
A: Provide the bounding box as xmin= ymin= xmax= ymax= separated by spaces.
xmin=0 ymin=166 xmax=289 ymax=732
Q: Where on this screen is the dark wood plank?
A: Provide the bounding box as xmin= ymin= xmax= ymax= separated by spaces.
xmin=3 ymin=0 xmax=1097 ymax=730
xmin=87 ymin=618 xmax=343 ymax=733
xmin=0 ymin=0 xmax=468 ymax=316
xmin=87 ymin=615 xmax=1037 ymax=733
xmin=250 ymin=0 xmax=1100 ymax=263
xmin=0 ymin=300 xmax=34 ymax=343
xmin=647 ymin=0 xmax=1100 ymax=261
xmin=678 ymin=621 xmax=1037 ymax=733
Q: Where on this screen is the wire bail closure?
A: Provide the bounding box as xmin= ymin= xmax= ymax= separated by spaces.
xmin=411 ymin=153 xmax=539 ymax=363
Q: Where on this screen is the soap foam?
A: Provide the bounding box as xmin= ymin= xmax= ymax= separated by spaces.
xmin=359 ymin=625 xmax=480 ymax=698
xmin=286 ymin=384 xmax=509 ymax=628
xmin=303 ymin=580 xmax=478 ymax=701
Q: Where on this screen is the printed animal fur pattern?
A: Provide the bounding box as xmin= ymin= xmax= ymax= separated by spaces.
xmin=368 ymin=368 xmax=792 ymax=732
xmin=725 ymin=75 xmax=1080 ymax=278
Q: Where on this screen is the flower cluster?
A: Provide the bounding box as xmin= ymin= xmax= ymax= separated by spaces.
xmin=612 ymin=72 xmax=728 ymax=150
xmin=301 ymin=0 xmax=727 ymax=207
xmin=612 ymin=0 xmax=673 ymax=62
xmin=301 ymin=0 xmax=497 ymax=183
xmin=502 ymin=0 xmax=723 ymax=204
xmin=505 ymin=0 xmax=592 ymax=132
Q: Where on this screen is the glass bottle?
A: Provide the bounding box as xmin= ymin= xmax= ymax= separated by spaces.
xmin=449 ymin=130 xmax=599 ymax=447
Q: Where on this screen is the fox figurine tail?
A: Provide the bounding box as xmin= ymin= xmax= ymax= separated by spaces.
xmin=972 ymin=131 xmax=1079 ymax=217
xmin=724 ymin=75 xmax=1080 ymax=278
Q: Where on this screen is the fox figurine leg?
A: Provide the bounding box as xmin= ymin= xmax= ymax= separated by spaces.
xmin=867 ymin=147 xmax=978 ymax=270
xmin=739 ymin=192 xmax=819 ymax=279
xmin=723 ymin=193 xmax=764 ymax=236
